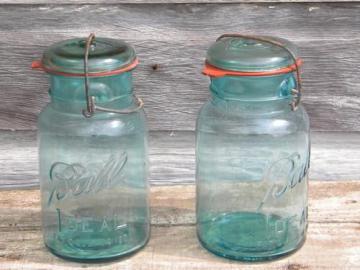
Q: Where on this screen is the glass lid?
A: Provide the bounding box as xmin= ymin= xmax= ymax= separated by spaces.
xmin=40 ymin=37 xmax=137 ymax=75
xmin=205 ymin=35 xmax=299 ymax=73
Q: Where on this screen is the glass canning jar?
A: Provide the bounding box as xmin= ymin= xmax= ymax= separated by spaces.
xmin=34 ymin=34 xmax=150 ymax=261
xmin=196 ymin=34 xmax=310 ymax=261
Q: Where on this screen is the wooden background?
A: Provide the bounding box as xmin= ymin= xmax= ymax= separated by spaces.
xmin=0 ymin=1 xmax=359 ymax=269
xmin=0 ymin=1 xmax=359 ymax=188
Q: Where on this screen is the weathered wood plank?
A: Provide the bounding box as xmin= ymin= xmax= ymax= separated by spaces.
xmin=2 ymin=4 xmax=359 ymax=40
xmin=0 ymin=131 xmax=359 ymax=189
xmin=0 ymin=3 xmax=359 ymax=131
xmin=0 ymin=224 xmax=359 ymax=270
xmin=0 ymin=182 xmax=359 ymax=269
xmin=1 ymin=182 xmax=359 ymax=225
xmin=1 ymin=224 xmax=359 ymax=269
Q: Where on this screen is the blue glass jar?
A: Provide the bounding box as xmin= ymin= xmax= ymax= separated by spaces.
xmin=196 ymin=35 xmax=310 ymax=261
xmin=34 ymin=34 xmax=149 ymax=261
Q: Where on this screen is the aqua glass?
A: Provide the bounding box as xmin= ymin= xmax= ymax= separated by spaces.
xmin=196 ymin=35 xmax=310 ymax=261
xmin=35 ymin=35 xmax=149 ymax=261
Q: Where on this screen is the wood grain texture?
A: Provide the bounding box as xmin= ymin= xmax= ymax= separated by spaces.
xmin=0 ymin=182 xmax=359 ymax=269
xmin=0 ymin=130 xmax=359 ymax=189
xmin=0 ymin=3 xmax=359 ymax=131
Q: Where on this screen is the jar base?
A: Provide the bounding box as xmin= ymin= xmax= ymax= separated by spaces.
xmin=197 ymin=211 xmax=306 ymax=262
xmin=45 ymin=236 xmax=149 ymax=263
xmin=44 ymin=221 xmax=150 ymax=262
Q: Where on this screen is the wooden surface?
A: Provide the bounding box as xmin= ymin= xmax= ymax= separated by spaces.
xmin=0 ymin=3 xmax=359 ymax=131
xmin=0 ymin=182 xmax=359 ymax=269
xmin=0 ymin=130 xmax=359 ymax=189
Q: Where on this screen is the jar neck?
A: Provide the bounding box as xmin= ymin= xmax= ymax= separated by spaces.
xmin=211 ymin=95 xmax=293 ymax=115
xmin=48 ymin=72 xmax=135 ymax=113
xmin=209 ymin=73 xmax=297 ymax=114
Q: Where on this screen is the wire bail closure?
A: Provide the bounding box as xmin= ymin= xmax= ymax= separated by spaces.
xmin=216 ymin=34 xmax=302 ymax=111
xmin=82 ymin=33 xmax=144 ymax=118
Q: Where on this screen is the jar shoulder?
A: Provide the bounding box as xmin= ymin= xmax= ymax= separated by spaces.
xmin=38 ymin=104 xmax=147 ymax=137
xmin=197 ymin=100 xmax=310 ymax=135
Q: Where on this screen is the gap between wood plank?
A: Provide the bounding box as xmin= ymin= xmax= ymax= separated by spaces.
xmin=0 ymin=0 xmax=358 ymax=4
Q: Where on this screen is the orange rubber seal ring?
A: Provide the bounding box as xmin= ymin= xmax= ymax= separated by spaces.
xmin=203 ymin=58 xmax=303 ymax=78
xmin=31 ymin=58 xmax=139 ymax=77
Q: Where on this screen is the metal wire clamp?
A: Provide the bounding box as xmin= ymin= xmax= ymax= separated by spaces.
xmin=82 ymin=33 xmax=144 ymax=118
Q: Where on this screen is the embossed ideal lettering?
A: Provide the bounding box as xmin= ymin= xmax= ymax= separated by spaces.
xmin=48 ymin=152 xmax=127 ymax=206
xmin=55 ymin=211 xmax=129 ymax=235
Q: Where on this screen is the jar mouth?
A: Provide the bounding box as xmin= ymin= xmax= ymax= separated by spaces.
xmin=32 ymin=58 xmax=139 ymax=77
xmin=202 ymin=58 xmax=303 ymax=78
